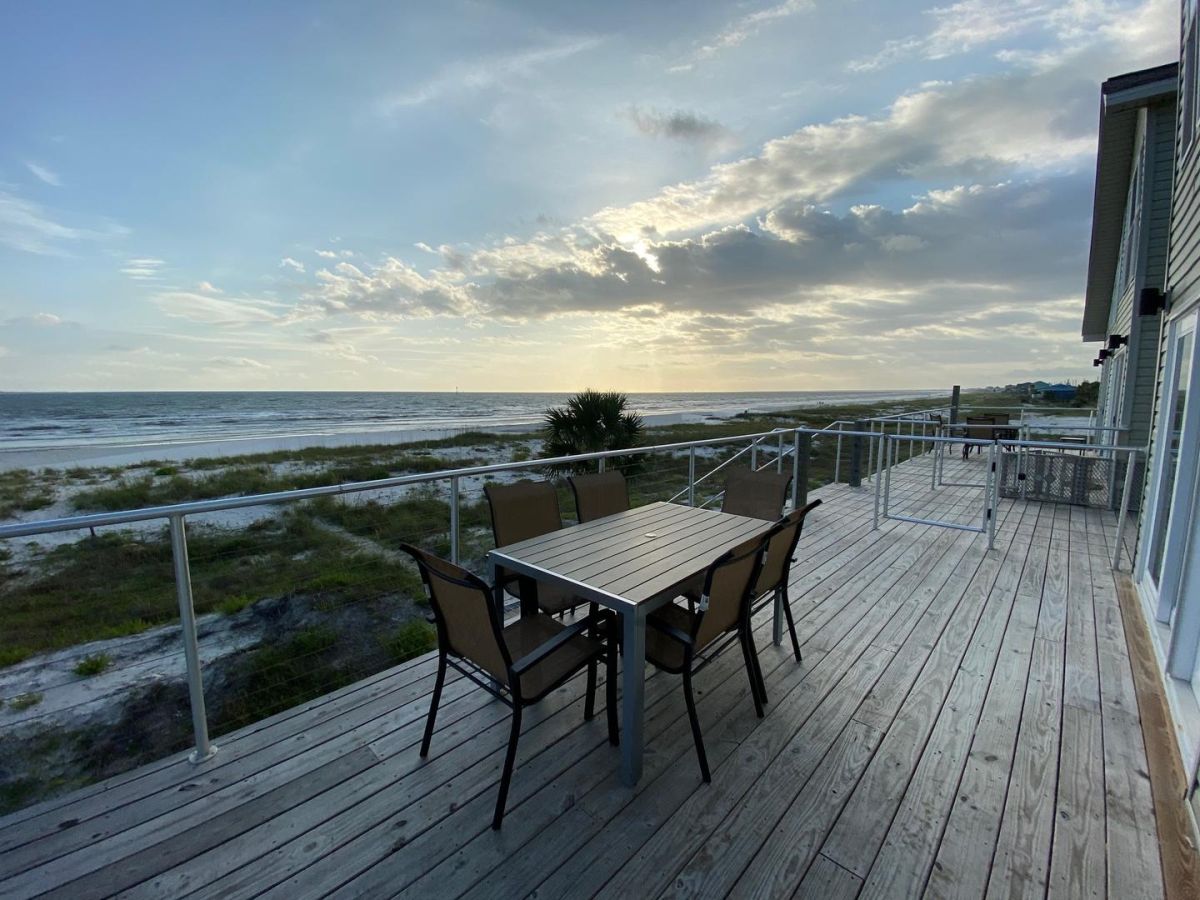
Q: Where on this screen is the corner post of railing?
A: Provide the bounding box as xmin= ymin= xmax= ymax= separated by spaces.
xmin=849 ymin=421 xmax=865 ymax=488
xmin=597 ymin=457 xmax=606 ymax=473
xmin=908 ymin=419 xmax=915 ymax=460
xmin=750 ymin=441 xmax=758 ymax=470
xmin=687 ymin=447 xmax=696 ymax=507
xmin=794 ymin=431 xmax=809 ymax=510
xmin=950 ymin=385 xmax=961 ymax=425
xmin=776 ymin=432 xmax=784 ymax=473
xmin=168 ymin=514 xmax=217 ymax=765
xmin=449 ymin=476 xmax=461 ymax=564
xmin=1113 ymin=450 xmax=1137 ymax=571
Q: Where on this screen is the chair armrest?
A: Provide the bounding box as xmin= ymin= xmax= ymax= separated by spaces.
xmin=647 ymin=615 xmax=694 ymax=647
xmin=510 ymin=619 xmax=593 ymax=675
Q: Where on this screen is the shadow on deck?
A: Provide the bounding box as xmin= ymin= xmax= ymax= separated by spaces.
xmin=0 ymin=454 xmax=1172 ymax=899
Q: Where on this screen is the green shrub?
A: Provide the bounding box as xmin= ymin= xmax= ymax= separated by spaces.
xmin=384 ymin=620 xmax=435 ymax=664
xmin=9 ymin=692 xmax=43 ymax=710
xmin=73 ymin=653 xmax=112 ymax=677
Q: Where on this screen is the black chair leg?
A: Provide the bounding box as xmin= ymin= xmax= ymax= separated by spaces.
xmin=682 ymin=669 xmax=710 ymax=783
xmin=740 ymin=633 xmax=765 ymax=718
xmin=746 ymin=629 xmax=768 ymax=707
xmin=420 ymin=653 xmax=447 ymax=758
xmin=781 ymin=587 xmax=802 ymax=663
xmin=585 ymin=657 xmax=597 ymax=721
xmin=493 ymin=706 xmax=523 ymax=830
xmin=605 ymin=642 xmax=619 ymax=746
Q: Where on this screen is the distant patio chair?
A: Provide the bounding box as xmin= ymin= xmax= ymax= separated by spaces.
xmin=569 ymin=470 xmax=630 ymax=523
xmin=645 ymin=533 xmax=770 ymax=782
xmin=721 ymin=468 xmax=793 ymax=521
xmin=400 ymin=543 xmax=618 ymax=829
xmin=962 ymin=416 xmax=995 ymax=459
xmin=485 ymin=480 xmax=587 ymax=617
xmin=749 ymin=499 xmax=822 ymax=666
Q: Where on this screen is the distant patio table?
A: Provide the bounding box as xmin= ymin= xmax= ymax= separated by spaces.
xmin=488 ymin=500 xmax=770 ymax=786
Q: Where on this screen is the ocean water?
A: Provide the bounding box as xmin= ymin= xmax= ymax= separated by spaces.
xmin=0 ymin=390 xmax=940 ymax=452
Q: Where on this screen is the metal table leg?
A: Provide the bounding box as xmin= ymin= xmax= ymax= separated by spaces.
xmin=772 ymin=588 xmax=783 ymax=646
xmin=620 ymin=606 xmax=645 ymax=786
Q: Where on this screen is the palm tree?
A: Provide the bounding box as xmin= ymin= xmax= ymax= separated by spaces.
xmin=541 ymin=390 xmax=644 ymax=473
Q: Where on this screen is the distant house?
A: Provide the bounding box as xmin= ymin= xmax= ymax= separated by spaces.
xmin=1033 ymin=383 xmax=1077 ymax=401
xmin=1083 ymin=62 xmax=1177 ymax=458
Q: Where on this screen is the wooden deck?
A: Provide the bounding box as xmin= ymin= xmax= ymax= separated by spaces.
xmin=0 ymin=455 xmax=1173 ymax=899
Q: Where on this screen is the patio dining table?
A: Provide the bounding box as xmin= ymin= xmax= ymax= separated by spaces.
xmin=487 ymin=500 xmax=772 ymax=786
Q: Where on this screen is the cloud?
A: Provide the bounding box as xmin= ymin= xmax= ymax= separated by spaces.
xmin=205 ymin=355 xmax=270 ymax=370
xmin=32 ymin=312 xmax=63 ymax=325
xmin=315 ymin=249 xmax=339 ymax=259
xmin=849 ymin=0 xmax=1172 ymax=72
xmin=280 ymin=256 xmax=306 ymax=273
xmin=307 ymin=258 xmax=477 ymax=318
xmin=151 ymin=290 xmax=287 ymax=327
xmin=25 ymin=161 xmax=61 ymax=187
xmin=625 ymin=107 xmax=729 ymax=144
xmin=121 ymin=257 xmax=166 ymax=280
xmin=377 ymin=36 xmax=601 ymax=112
xmin=0 ymin=189 xmax=127 ymax=255
xmin=688 ymin=0 xmax=814 ymax=63
xmin=197 ymin=280 xmax=223 ymax=294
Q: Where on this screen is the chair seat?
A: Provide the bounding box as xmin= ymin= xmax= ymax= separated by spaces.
xmin=534 ymin=582 xmax=588 ymax=615
xmin=646 ymin=602 xmax=700 ymax=672
xmin=501 ymin=614 xmax=602 ymax=699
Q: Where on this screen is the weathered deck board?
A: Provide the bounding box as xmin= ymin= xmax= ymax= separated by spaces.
xmin=0 ymin=455 xmax=1180 ymax=900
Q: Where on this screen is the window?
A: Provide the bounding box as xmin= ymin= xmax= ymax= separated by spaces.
xmin=1184 ymin=1 xmax=1199 ymax=157
xmin=1114 ymin=139 xmax=1145 ymax=294
xmin=1150 ymin=321 xmax=1196 ymax=592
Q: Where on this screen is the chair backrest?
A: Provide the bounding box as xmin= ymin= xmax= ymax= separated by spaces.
xmin=399 ymin=543 xmax=510 ymax=684
xmin=722 ymin=468 xmax=793 ymax=521
xmin=485 ymin=480 xmax=562 ymax=547
xmin=965 ymin=415 xmax=995 ymax=440
xmin=693 ymin=534 xmax=768 ymax=650
xmin=755 ymin=499 xmax=822 ymax=597
xmin=569 ymin=471 xmax=630 ymax=523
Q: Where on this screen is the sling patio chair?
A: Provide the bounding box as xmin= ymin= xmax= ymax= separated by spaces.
xmin=748 ymin=499 xmax=823 ymax=668
xmin=400 ymin=543 xmax=618 ymax=829
xmin=644 ymin=532 xmax=770 ymax=782
xmin=568 ymin=470 xmax=631 ymax=523
xmin=962 ymin=416 xmax=995 ymax=459
xmin=721 ymin=467 xmax=793 ymax=521
xmin=485 ymin=480 xmax=589 ymax=618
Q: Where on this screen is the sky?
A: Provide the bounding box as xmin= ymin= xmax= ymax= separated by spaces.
xmin=0 ymin=0 xmax=1180 ymax=392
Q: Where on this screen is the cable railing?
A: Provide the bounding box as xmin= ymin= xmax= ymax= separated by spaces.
xmin=0 ymin=401 xmax=1134 ymax=809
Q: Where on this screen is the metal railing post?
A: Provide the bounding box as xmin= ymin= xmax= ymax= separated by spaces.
xmin=988 ymin=444 xmax=999 ymax=550
xmin=867 ymin=421 xmax=876 ymax=483
xmin=750 ymin=442 xmax=758 ymax=470
xmin=850 ymin=421 xmax=865 ymax=488
xmin=168 ymin=514 xmax=217 ymax=765
xmin=834 ymin=423 xmax=843 ymax=484
xmin=1113 ymin=450 xmax=1137 ymax=571
xmin=688 ymin=448 xmax=696 ymax=507
xmin=776 ymin=432 xmax=784 ymax=473
xmin=883 ymin=435 xmax=893 ymax=518
xmin=873 ymin=434 xmax=885 ymax=528
xmin=449 ymin=476 xmax=460 ymax=563
xmin=597 ymin=457 xmax=606 ymax=473
xmin=795 ymin=432 xmax=810 ymax=509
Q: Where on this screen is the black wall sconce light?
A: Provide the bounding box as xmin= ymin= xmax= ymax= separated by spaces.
xmin=1098 ymin=349 xmax=1109 ymax=361
xmin=1139 ymin=287 xmax=1165 ymax=316
xmin=1107 ymin=333 xmax=1128 ymax=350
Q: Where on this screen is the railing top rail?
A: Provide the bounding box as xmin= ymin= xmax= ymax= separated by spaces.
xmin=997 ymin=439 xmax=1145 ymax=453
